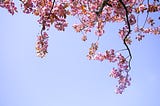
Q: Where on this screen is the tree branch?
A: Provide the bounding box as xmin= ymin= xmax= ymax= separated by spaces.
xmin=119 ymin=0 xmax=132 ymax=71
xmin=49 ymin=0 xmax=55 ymax=15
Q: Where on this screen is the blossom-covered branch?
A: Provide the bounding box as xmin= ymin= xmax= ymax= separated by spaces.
xmin=0 ymin=0 xmax=159 ymax=94
xmin=119 ymin=0 xmax=132 ymax=70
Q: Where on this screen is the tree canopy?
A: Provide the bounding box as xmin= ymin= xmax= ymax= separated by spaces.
xmin=0 ymin=0 xmax=159 ymax=94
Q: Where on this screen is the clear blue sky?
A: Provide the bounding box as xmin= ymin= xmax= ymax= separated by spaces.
xmin=0 ymin=1 xmax=160 ymax=106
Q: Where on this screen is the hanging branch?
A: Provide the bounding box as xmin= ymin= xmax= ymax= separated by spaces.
xmin=119 ymin=0 xmax=132 ymax=71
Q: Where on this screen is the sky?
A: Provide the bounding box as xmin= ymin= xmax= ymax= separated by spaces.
xmin=0 ymin=1 xmax=160 ymax=106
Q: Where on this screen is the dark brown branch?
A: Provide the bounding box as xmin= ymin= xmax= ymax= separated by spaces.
xmin=49 ymin=0 xmax=55 ymax=15
xmin=119 ymin=0 xmax=132 ymax=71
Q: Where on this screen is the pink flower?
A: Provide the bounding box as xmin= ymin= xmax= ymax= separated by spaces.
xmin=119 ymin=29 xmax=125 ymax=39
xmin=94 ymin=53 xmax=105 ymax=61
xmin=105 ymin=49 xmax=117 ymax=62
xmin=109 ymin=68 xmax=120 ymax=78
xmin=81 ymin=35 xmax=87 ymax=41
xmin=136 ymin=34 xmax=145 ymax=41
xmin=95 ymin=29 xmax=104 ymax=36
xmin=73 ymin=24 xmax=84 ymax=32
xmin=129 ymin=14 xmax=136 ymax=25
xmin=134 ymin=26 xmax=139 ymax=32
xmin=0 ymin=0 xmax=17 ymax=15
xmin=54 ymin=19 xmax=68 ymax=31
xmin=137 ymin=4 xmax=147 ymax=13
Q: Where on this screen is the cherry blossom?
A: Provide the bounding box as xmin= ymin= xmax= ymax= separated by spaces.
xmin=0 ymin=0 xmax=159 ymax=94
xmin=129 ymin=14 xmax=136 ymax=25
xmin=36 ymin=32 xmax=49 ymax=58
xmin=81 ymin=35 xmax=87 ymax=41
xmin=0 ymin=0 xmax=17 ymax=15
xmin=91 ymin=49 xmax=131 ymax=94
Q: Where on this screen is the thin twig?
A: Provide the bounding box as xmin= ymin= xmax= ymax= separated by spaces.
xmin=115 ymin=49 xmax=128 ymax=53
xmin=142 ymin=0 xmax=150 ymax=28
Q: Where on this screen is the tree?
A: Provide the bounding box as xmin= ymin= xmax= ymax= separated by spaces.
xmin=0 ymin=0 xmax=159 ymax=94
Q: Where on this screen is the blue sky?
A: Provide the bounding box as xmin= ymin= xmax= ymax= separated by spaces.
xmin=0 ymin=1 xmax=160 ymax=106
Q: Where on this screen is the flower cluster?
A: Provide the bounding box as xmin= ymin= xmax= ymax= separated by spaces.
xmin=20 ymin=0 xmax=33 ymax=14
xmin=109 ymin=68 xmax=131 ymax=94
xmin=87 ymin=42 xmax=99 ymax=60
xmin=35 ymin=32 xmax=48 ymax=58
xmin=20 ymin=0 xmax=70 ymax=58
xmin=81 ymin=35 xmax=87 ymax=41
xmin=147 ymin=17 xmax=155 ymax=26
xmin=135 ymin=4 xmax=147 ymax=13
xmin=119 ymin=26 xmax=128 ymax=39
xmin=73 ymin=24 xmax=85 ymax=32
xmin=135 ymin=26 xmax=160 ymax=41
xmin=0 ymin=0 xmax=17 ymax=15
xmin=118 ymin=26 xmax=132 ymax=44
xmin=21 ymin=0 xmax=69 ymax=30
xmin=88 ymin=48 xmax=131 ymax=94
xmin=129 ymin=14 xmax=136 ymax=25
xmin=136 ymin=34 xmax=145 ymax=41
xmin=95 ymin=20 xmax=105 ymax=36
xmin=140 ymin=27 xmax=160 ymax=35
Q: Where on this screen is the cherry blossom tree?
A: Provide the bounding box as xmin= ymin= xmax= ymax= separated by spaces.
xmin=0 ymin=0 xmax=159 ymax=94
